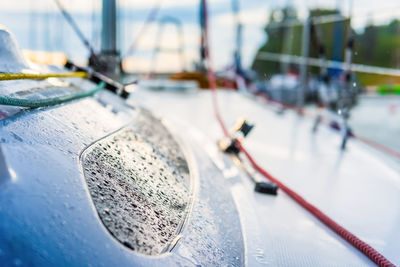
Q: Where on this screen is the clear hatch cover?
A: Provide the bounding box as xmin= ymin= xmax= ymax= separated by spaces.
xmin=81 ymin=111 xmax=193 ymax=255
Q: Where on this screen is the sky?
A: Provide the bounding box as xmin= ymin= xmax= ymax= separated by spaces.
xmin=1 ymin=0 xmax=400 ymax=72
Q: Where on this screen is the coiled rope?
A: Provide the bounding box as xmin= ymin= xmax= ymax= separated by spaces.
xmin=201 ymin=0 xmax=395 ymax=266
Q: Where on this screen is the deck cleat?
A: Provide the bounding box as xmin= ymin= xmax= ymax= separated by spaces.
xmin=217 ymin=137 xmax=240 ymax=155
xmin=232 ymin=117 xmax=254 ymax=137
xmin=218 ymin=117 xmax=254 ymax=155
xmin=65 ymin=60 xmax=131 ymax=99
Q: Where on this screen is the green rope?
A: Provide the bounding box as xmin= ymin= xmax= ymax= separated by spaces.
xmin=0 ymin=82 xmax=105 ymax=108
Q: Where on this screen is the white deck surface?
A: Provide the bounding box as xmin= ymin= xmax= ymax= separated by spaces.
xmin=129 ymin=88 xmax=400 ymax=266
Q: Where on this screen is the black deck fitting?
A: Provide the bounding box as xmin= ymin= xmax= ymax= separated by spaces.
xmin=218 ymin=138 xmax=240 ymax=155
xmin=329 ymin=120 xmax=341 ymax=131
xmin=65 ymin=60 xmax=130 ymax=99
xmin=254 ymin=181 xmax=278 ymax=195
xmin=234 ymin=118 xmax=254 ymax=137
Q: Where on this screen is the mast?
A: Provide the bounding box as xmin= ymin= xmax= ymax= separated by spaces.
xmin=298 ymin=17 xmax=311 ymax=108
xmin=232 ymin=0 xmax=242 ymax=74
xmin=331 ymin=0 xmax=343 ymax=77
xmin=96 ymin=0 xmax=120 ymax=76
xmin=101 ymin=0 xmax=117 ymax=54
xmin=281 ymin=2 xmax=295 ymax=74
xmin=199 ymin=0 xmax=207 ymax=71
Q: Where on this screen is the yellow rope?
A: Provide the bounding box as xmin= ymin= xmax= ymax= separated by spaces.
xmin=0 ymin=71 xmax=87 ymax=81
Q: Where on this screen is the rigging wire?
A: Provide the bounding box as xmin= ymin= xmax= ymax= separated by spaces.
xmin=0 ymin=82 xmax=105 ymax=108
xmin=122 ymin=0 xmax=163 ymax=59
xmin=201 ymin=0 xmax=395 ymax=266
xmin=248 ymin=86 xmax=400 ymax=160
xmin=90 ymin=0 xmax=98 ymax=50
xmin=53 ymin=0 xmax=97 ymax=57
xmin=354 ymin=134 xmax=400 ymax=159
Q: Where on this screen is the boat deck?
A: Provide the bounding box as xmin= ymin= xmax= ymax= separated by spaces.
xmin=129 ymin=87 xmax=400 ymax=266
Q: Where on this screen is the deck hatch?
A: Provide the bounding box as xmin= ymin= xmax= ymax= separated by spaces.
xmin=81 ymin=111 xmax=192 ymax=255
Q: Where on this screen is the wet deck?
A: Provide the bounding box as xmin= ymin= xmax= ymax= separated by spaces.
xmin=129 ymin=87 xmax=400 ymax=266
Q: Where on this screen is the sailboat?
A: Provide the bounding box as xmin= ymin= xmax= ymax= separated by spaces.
xmin=0 ymin=0 xmax=399 ymax=266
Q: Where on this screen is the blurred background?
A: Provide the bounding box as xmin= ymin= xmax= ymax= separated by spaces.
xmin=0 ymin=0 xmax=399 ymax=154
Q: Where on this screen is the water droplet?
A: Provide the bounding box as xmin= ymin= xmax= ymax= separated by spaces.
xmin=11 ymin=132 xmax=23 ymax=142
xmin=12 ymin=258 xmax=22 ymax=266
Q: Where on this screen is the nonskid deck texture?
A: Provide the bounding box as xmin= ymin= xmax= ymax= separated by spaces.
xmin=129 ymin=88 xmax=400 ymax=266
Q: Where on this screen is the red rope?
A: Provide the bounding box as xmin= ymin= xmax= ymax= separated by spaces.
xmin=237 ymin=142 xmax=395 ymax=267
xmin=251 ymin=85 xmax=400 ymax=160
xmin=202 ymin=1 xmax=395 ymax=266
xmin=355 ymin=134 xmax=400 ymax=160
xmin=243 ymin=72 xmax=400 ymax=160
